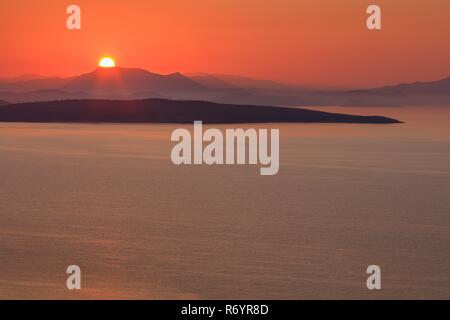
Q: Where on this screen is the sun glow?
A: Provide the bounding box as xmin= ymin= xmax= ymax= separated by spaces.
xmin=98 ymin=57 xmax=116 ymax=68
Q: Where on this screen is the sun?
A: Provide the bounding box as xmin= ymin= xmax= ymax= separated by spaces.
xmin=98 ymin=57 xmax=116 ymax=68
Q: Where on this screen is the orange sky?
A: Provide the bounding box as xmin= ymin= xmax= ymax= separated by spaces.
xmin=1 ymin=0 xmax=449 ymax=88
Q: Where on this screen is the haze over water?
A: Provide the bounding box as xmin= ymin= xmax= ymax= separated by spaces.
xmin=0 ymin=106 xmax=449 ymax=299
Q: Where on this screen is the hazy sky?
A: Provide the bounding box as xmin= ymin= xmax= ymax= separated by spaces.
xmin=1 ymin=0 xmax=449 ymax=87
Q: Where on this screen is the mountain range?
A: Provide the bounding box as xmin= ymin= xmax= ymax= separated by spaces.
xmin=0 ymin=67 xmax=449 ymax=106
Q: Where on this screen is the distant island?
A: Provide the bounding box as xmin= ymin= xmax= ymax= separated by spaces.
xmin=0 ymin=99 xmax=400 ymax=124
xmin=0 ymin=67 xmax=448 ymax=107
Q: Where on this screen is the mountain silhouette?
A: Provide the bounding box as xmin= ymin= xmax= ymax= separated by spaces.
xmin=61 ymin=67 xmax=205 ymax=95
xmin=316 ymin=77 xmax=450 ymax=106
xmin=373 ymin=77 xmax=450 ymax=95
xmin=0 ymin=77 xmax=70 ymax=93
xmin=0 ymin=68 xmax=448 ymax=106
xmin=187 ymin=73 xmax=236 ymax=89
xmin=0 ymin=99 xmax=400 ymax=124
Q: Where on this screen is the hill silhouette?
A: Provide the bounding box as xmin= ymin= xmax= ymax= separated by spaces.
xmin=0 ymin=99 xmax=400 ymax=124
xmin=62 ymin=67 xmax=205 ymax=95
xmin=323 ymin=77 xmax=450 ymax=106
xmin=0 ymin=67 xmax=448 ymax=106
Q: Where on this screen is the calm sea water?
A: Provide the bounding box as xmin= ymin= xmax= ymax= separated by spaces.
xmin=0 ymin=106 xmax=449 ymax=299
